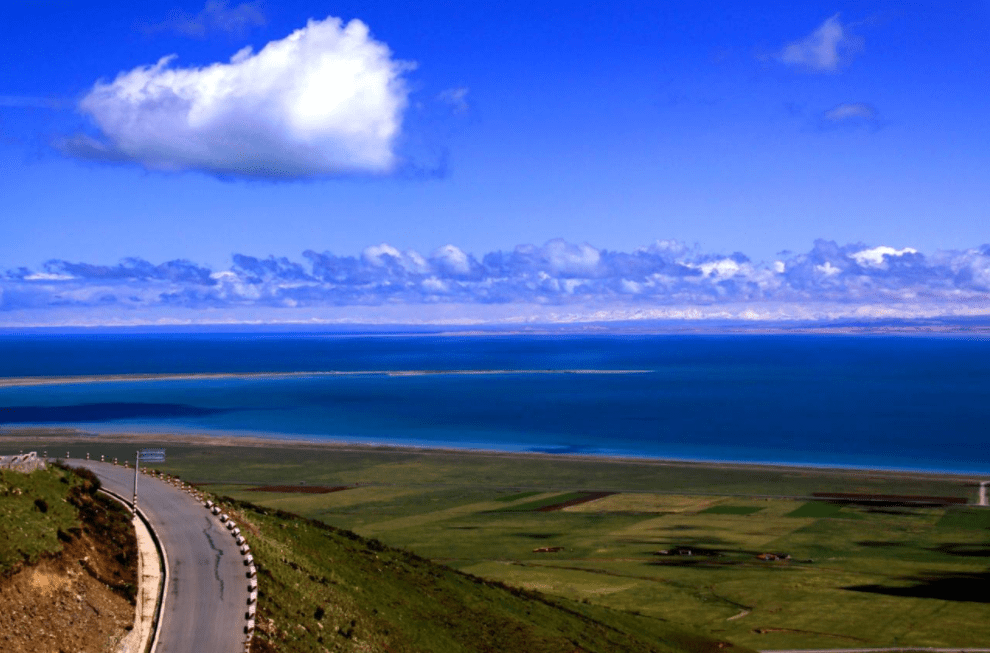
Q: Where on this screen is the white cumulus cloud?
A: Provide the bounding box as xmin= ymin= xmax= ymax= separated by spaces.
xmin=850 ymin=246 xmax=918 ymax=267
xmin=363 ymin=243 xmax=404 ymax=266
xmin=696 ymin=259 xmax=741 ymax=279
xmin=67 ymin=16 xmax=413 ymax=179
xmin=432 ymin=245 xmax=473 ymax=276
xmin=815 ymin=261 xmax=842 ymax=277
xmin=778 ymin=14 xmax=862 ymax=73
xmin=543 ymin=240 xmax=602 ymax=277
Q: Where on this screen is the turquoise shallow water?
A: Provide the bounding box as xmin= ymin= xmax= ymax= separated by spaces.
xmin=1 ymin=332 xmax=989 ymax=473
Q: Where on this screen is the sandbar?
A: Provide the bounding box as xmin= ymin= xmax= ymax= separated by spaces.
xmin=0 ymin=369 xmax=649 ymax=389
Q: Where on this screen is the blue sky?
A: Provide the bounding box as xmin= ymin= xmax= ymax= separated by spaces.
xmin=2 ymin=1 xmax=989 ymax=325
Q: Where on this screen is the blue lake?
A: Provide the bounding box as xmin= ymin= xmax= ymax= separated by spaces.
xmin=1 ymin=332 xmax=988 ymax=473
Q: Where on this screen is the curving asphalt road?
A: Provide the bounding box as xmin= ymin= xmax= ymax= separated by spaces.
xmin=77 ymin=461 xmax=249 ymax=653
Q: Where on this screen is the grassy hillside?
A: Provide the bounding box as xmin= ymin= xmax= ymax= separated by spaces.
xmin=0 ymin=464 xmax=89 ymax=575
xmin=213 ymin=488 xmax=990 ymax=650
xmin=0 ymin=463 xmax=139 ymax=653
xmin=217 ymin=496 xmax=754 ymax=653
xmin=0 ymin=463 xmax=136 ymax=590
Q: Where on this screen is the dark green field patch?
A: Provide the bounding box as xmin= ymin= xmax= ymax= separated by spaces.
xmin=698 ymin=505 xmax=764 ymax=516
xmin=786 ymin=501 xmax=845 ymax=518
xmin=494 ymin=492 xmax=591 ymax=512
xmin=937 ymin=509 xmax=990 ymax=530
xmin=496 ymin=490 xmax=543 ymax=502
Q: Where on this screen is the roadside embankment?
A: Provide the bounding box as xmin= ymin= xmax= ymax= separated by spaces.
xmin=0 ymin=464 xmax=138 ymax=652
xmin=105 ymin=496 xmax=163 ymax=653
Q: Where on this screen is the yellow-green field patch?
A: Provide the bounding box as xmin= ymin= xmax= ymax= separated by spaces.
xmin=563 ymin=493 xmax=718 ymax=513
xmin=606 ymin=506 xmax=815 ymax=551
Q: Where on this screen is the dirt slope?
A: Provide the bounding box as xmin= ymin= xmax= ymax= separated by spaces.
xmin=0 ymin=466 xmax=137 ymax=653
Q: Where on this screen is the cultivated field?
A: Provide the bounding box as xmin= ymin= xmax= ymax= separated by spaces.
xmin=4 ymin=432 xmax=989 ymax=650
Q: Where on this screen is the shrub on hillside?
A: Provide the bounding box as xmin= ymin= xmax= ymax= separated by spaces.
xmin=68 ymin=466 xmax=102 ymax=495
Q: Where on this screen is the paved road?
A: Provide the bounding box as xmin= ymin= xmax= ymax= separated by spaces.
xmin=78 ymin=461 xmax=248 ymax=653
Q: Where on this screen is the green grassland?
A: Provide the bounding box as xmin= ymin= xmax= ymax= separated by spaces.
xmin=0 ymin=465 xmax=83 ymax=574
xmin=9 ymin=436 xmax=978 ymax=498
xmin=219 ymin=496 xmax=753 ymax=653
xmin=5 ymin=434 xmax=990 ymax=649
xmin=0 ymin=461 xmax=136 ymax=605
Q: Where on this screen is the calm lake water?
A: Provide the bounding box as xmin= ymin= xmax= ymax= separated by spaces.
xmin=1 ymin=332 xmax=988 ymax=473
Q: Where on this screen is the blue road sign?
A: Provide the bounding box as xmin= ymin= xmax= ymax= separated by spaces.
xmin=139 ymin=448 xmax=166 ymax=462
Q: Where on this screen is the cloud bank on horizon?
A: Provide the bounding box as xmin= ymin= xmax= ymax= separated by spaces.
xmin=63 ymin=15 xmax=412 ymax=178
xmin=3 ymin=240 xmax=990 ymax=326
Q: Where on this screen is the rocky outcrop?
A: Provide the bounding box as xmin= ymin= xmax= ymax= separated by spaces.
xmin=0 ymin=452 xmax=46 ymax=474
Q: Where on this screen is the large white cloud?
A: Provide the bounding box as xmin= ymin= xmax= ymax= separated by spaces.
xmin=68 ymin=16 xmax=412 ymax=179
xmin=778 ymin=14 xmax=862 ymax=73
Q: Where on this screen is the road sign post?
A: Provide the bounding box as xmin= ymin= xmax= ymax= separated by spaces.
xmin=133 ymin=451 xmax=139 ymax=509
xmin=133 ymin=449 xmax=166 ymax=510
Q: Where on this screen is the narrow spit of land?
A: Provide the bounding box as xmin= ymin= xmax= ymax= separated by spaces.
xmin=0 ymin=368 xmax=650 ymax=389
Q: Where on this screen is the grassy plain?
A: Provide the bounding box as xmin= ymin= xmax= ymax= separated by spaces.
xmin=219 ymin=497 xmax=751 ymax=653
xmin=4 ymin=431 xmax=989 ymax=649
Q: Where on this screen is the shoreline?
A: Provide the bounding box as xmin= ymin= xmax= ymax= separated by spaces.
xmin=2 ymin=370 xmax=987 ymax=481
xmin=2 ymin=426 xmax=985 ymax=483
xmin=0 ymin=369 xmax=650 ymax=389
